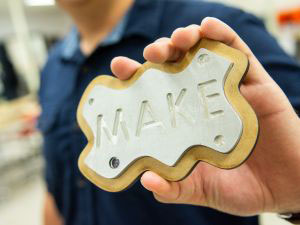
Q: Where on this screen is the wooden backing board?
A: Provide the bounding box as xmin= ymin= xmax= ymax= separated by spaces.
xmin=77 ymin=38 xmax=259 ymax=192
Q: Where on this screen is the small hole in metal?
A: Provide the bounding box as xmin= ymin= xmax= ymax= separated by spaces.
xmin=89 ymin=98 xmax=94 ymax=105
xmin=198 ymin=53 xmax=209 ymax=65
xmin=109 ymin=157 xmax=120 ymax=169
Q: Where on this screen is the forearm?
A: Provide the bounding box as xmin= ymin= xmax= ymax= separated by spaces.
xmin=43 ymin=192 xmax=63 ymax=225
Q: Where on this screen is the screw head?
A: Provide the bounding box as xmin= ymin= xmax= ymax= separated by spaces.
xmin=109 ymin=157 xmax=120 ymax=169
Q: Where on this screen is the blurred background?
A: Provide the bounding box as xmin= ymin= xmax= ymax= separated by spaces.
xmin=0 ymin=0 xmax=299 ymax=224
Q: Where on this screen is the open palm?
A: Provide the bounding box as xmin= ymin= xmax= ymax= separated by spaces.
xmin=110 ymin=18 xmax=300 ymax=215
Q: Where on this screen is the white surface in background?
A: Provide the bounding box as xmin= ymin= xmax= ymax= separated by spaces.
xmin=205 ymin=0 xmax=300 ymax=17
xmin=0 ymin=177 xmax=45 ymax=225
xmin=260 ymin=213 xmax=291 ymax=225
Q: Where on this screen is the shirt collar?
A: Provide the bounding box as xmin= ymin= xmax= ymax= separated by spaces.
xmin=60 ymin=0 xmax=163 ymax=61
xmin=61 ymin=13 xmax=129 ymax=61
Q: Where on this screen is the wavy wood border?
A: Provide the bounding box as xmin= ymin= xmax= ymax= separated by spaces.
xmin=77 ymin=39 xmax=259 ymax=192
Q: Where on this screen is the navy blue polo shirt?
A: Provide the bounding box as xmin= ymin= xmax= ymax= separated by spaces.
xmin=39 ymin=0 xmax=300 ymax=225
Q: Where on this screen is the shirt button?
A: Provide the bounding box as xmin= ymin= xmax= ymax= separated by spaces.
xmin=77 ymin=178 xmax=87 ymax=188
xmin=82 ymin=66 xmax=89 ymax=74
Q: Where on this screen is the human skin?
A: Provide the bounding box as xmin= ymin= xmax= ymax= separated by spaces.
xmin=44 ymin=192 xmax=63 ymax=225
xmin=110 ymin=17 xmax=300 ymax=216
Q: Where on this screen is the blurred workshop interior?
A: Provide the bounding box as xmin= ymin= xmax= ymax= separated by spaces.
xmin=0 ymin=0 xmax=299 ymax=225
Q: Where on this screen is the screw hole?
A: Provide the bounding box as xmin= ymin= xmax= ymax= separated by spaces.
xmin=214 ymin=135 xmax=225 ymax=146
xmin=198 ymin=53 xmax=209 ymax=65
xmin=89 ymin=98 xmax=94 ymax=105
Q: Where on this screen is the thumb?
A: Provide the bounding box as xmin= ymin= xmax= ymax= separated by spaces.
xmin=140 ymin=170 xmax=207 ymax=205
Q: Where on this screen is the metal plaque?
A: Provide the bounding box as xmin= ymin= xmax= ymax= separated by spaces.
xmin=81 ymin=48 xmax=242 ymax=179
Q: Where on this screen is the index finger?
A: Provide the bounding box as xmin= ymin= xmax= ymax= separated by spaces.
xmin=200 ymin=17 xmax=270 ymax=84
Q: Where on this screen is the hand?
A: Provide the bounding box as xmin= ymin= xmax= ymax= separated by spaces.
xmin=110 ymin=17 xmax=300 ymax=216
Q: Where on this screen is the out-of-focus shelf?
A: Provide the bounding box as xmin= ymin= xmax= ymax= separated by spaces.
xmin=0 ymin=94 xmax=43 ymax=205
xmin=0 ymin=94 xmax=40 ymax=130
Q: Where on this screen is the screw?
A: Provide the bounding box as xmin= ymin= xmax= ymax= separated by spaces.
xmin=109 ymin=157 xmax=120 ymax=169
